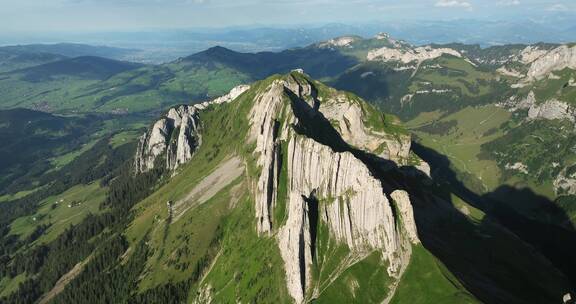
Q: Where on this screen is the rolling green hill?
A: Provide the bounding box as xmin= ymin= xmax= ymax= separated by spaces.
xmin=0 ymin=43 xmax=139 ymax=61
xmin=0 ymin=50 xmax=66 ymax=74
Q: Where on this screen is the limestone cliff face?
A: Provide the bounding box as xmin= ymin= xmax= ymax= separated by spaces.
xmin=498 ymin=90 xmax=576 ymax=123
xmin=526 ymin=45 xmax=576 ymax=81
xmin=278 ymin=136 xmax=420 ymax=303
xmin=527 ymin=99 xmax=575 ymax=122
xmin=247 ymin=71 xmax=420 ymax=303
xmin=134 ymin=85 xmax=249 ymax=173
xmin=194 ymin=85 xmax=250 ymax=110
xmin=249 ymin=79 xmax=289 ymax=234
xmin=319 ymin=93 xmax=411 ymax=164
xmin=391 ymin=190 xmax=420 ymax=244
xmin=367 ymin=45 xmax=462 ymax=64
xmin=134 ymin=105 xmax=200 ymax=173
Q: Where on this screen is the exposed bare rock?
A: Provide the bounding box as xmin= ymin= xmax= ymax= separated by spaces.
xmin=192 ymin=284 xmax=213 ymax=304
xmin=554 ymin=167 xmax=576 ymax=195
xmin=249 ymin=73 xmax=411 ymax=235
xmin=245 ymin=73 xmax=419 ymax=303
xmin=288 ymin=136 xmax=399 ymax=254
xmin=167 ymin=106 xmax=201 ymax=170
xmin=505 ymin=162 xmax=529 ymax=175
xmin=497 ymin=91 xmax=536 ymax=112
xmin=135 ymin=85 xmax=249 ymax=173
xmin=520 ymin=46 xmax=550 ymax=64
xmin=497 ymin=66 xmax=524 ymax=78
xmin=367 ymin=45 xmax=462 ymax=64
xmin=249 ymin=80 xmax=289 ymax=234
xmin=278 ymin=189 xmax=314 ymax=304
xmin=528 ymin=99 xmax=575 ymax=122
xmin=210 ymin=84 xmax=251 ymax=105
xmin=374 ymin=33 xmax=407 ymax=48
xmin=526 ymin=45 xmax=576 ymax=81
xmin=135 ymin=105 xmax=200 ymax=173
xmin=134 ymin=118 xmax=171 ymax=173
xmin=318 ymin=36 xmax=359 ymax=48
xmin=415 ymin=159 xmax=432 ymax=178
xmin=391 ymin=190 xmax=420 ymax=244
xmin=193 ymin=84 xmax=251 ymax=110
xmin=278 ymin=136 xmax=410 ymax=303
xmin=401 ymin=94 xmax=414 ymax=106
xmin=319 ymin=93 xmax=411 ymax=163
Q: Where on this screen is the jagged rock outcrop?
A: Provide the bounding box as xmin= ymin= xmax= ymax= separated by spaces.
xmin=247 ymin=71 xmax=420 ymax=303
xmin=554 ymin=167 xmax=576 ymax=195
xmin=367 ymin=45 xmax=462 ymax=64
xmin=249 ymin=80 xmax=288 ymax=234
xmin=498 ymin=91 xmax=576 ymax=123
xmin=497 ymin=91 xmax=536 ymax=112
xmin=528 ymin=99 xmax=575 ymax=122
xmin=278 ymin=136 xmax=415 ymax=303
xmin=525 ymin=45 xmax=576 ymax=81
xmin=135 ymin=105 xmax=200 ymax=173
xmin=319 ymin=94 xmax=411 ymax=164
xmin=318 ymin=36 xmax=359 ymax=48
xmin=391 ymin=190 xmax=420 ymax=245
xmin=194 ymin=84 xmax=250 ymax=110
xmin=497 ymin=66 xmax=524 ymax=78
xmin=520 ymin=46 xmax=551 ymax=64
xmin=135 ymin=85 xmax=249 ymax=173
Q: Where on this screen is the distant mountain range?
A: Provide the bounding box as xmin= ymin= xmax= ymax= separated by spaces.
xmin=2 ymin=16 xmax=575 ymax=63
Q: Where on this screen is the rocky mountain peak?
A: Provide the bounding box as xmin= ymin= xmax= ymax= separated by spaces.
xmin=131 ymin=72 xmax=425 ymax=303
xmin=133 ymin=84 xmax=250 ymax=173
xmin=245 ymin=71 xmax=420 ymax=303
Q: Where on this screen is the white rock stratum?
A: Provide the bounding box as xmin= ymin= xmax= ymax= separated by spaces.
xmin=134 ymin=85 xmax=249 ymax=173
xmin=247 ymin=72 xmax=420 ymax=303
xmin=134 ymin=105 xmax=200 ymax=173
xmin=528 ymin=99 xmax=575 ymax=122
xmin=520 ymin=45 xmax=576 ymax=82
xmin=367 ymin=45 xmax=462 ymax=64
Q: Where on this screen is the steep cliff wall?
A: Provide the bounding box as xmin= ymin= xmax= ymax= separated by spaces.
xmin=134 ymin=85 xmax=249 ymax=173
xmin=134 ymin=105 xmax=200 ymax=173
xmin=247 ymin=71 xmax=420 ymax=303
xmin=526 ymin=45 xmax=576 ymax=81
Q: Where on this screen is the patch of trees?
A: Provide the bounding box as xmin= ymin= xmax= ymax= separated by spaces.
xmin=1 ymin=214 xmax=109 ymax=304
xmin=103 ymin=158 xmax=165 ymax=214
xmin=415 ymin=120 xmax=457 ymax=136
xmin=0 ymin=136 xmax=134 ymax=247
xmin=0 ymin=129 xmax=222 ymax=303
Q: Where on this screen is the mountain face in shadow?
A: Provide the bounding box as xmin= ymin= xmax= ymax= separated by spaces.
xmin=184 ymin=46 xmax=358 ymax=79
xmin=12 ymin=56 xmax=143 ymax=82
xmin=412 ymin=141 xmax=576 ymax=291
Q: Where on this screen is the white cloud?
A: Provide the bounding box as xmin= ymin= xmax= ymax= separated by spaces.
xmin=497 ymin=0 xmax=520 ymax=6
xmin=435 ymin=0 xmax=472 ymax=8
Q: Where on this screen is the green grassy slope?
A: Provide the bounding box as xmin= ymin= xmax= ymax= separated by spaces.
xmin=0 ymin=49 xmax=66 ymax=73
xmin=390 ymin=246 xmax=477 ymax=304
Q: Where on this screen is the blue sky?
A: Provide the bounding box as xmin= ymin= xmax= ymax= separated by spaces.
xmin=0 ymin=0 xmax=574 ymax=32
